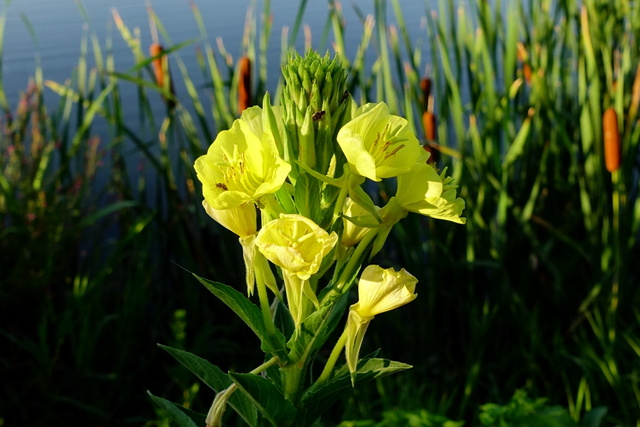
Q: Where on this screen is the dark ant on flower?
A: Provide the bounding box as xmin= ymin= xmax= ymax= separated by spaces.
xmin=215 ymin=183 xmax=228 ymax=191
xmin=312 ymin=111 xmax=326 ymax=121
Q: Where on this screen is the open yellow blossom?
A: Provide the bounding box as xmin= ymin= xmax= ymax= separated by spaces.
xmin=255 ymin=214 xmax=338 ymax=280
xmin=337 ymin=102 xmax=423 ymax=181
xmin=345 ymin=265 xmax=417 ymax=376
xmin=394 ymin=160 xmax=466 ymax=224
xmin=255 ymin=214 xmax=338 ymax=325
xmin=195 ymin=106 xmax=291 ymax=210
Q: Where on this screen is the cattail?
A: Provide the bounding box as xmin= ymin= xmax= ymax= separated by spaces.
xmin=421 ymin=76 xmax=438 ymax=164
xmin=420 ymin=77 xmax=431 ymax=111
xmin=422 ymin=111 xmax=436 ymax=141
xmin=603 ymin=107 xmax=620 ymax=172
xmin=629 ymin=64 xmax=640 ymax=121
xmin=422 ymin=111 xmax=439 ymax=164
xmin=238 ymin=56 xmax=252 ymax=113
xmin=516 ymin=42 xmax=531 ymax=84
xmin=149 ymin=43 xmax=175 ymax=108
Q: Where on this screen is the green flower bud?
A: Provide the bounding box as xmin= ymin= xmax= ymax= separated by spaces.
xmin=281 ymin=51 xmax=351 ymax=175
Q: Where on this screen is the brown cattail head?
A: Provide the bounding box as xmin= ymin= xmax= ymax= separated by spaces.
xmin=150 ymin=43 xmax=175 ymax=108
xmin=422 ymin=111 xmax=439 ymax=164
xmin=603 ymin=107 xmax=620 ymax=172
xmin=516 ymin=42 xmax=531 ymax=84
xmin=420 ymin=77 xmax=432 ymax=111
xmin=629 ymin=63 xmax=640 ymax=121
xmin=238 ymin=56 xmax=252 ymax=113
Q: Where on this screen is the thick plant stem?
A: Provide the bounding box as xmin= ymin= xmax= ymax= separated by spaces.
xmin=282 ymin=363 xmax=305 ymax=405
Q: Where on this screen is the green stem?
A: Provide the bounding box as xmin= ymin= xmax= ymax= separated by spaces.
xmin=282 ymin=364 xmax=305 ymax=405
xmin=255 ymin=258 xmax=279 ymax=341
xmin=335 ymin=228 xmax=379 ymax=292
xmin=250 ymin=355 xmax=279 ymax=375
xmin=609 ymin=169 xmax=621 ymax=343
xmin=332 ymin=173 xmax=350 ymax=223
xmin=316 ymin=328 xmax=348 ymax=385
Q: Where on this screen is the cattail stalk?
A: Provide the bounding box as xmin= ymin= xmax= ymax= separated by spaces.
xmin=603 ymin=107 xmax=620 ymax=172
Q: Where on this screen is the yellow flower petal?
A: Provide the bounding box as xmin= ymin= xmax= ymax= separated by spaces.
xmin=255 ymin=214 xmax=338 ymax=280
xmin=344 ymin=309 xmax=371 ymax=376
xmin=337 ymin=102 xmax=423 ymax=181
xmin=202 ymin=200 xmax=257 ymax=238
xmin=353 ymin=265 xmax=418 ymax=319
xmin=344 ymin=265 xmax=417 ymax=377
xmin=395 ymin=163 xmax=466 ymax=224
xmin=195 ymin=106 xmax=291 ymax=210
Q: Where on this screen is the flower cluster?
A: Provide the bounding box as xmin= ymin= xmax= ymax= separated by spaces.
xmin=193 ymin=51 xmax=465 ymax=426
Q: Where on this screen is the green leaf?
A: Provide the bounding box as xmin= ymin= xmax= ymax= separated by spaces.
xmin=147 ymin=391 xmax=199 ymax=427
xmin=287 ymin=292 xmax=348 ymax=363
xmin=273 ymin=299 xmax=295 ymax=340
xmin=294 ymin=172 xmax=323 ymax=225
xmin=348 ymin=184 xmax=382 ymax=223
xmin=294 ymin=158 xmax=345 ymax=187
xmin=298 ymin=358 xmax=412 ymax=426
xmin=158 ymin=345 xmax=258 ymax=426
xmin=193 ymin=274 xmax=288 ymax=360
xmin=580 ymin=407 xmax=607 ymax=427
xmin=229 ymin=372 xmax=297 ymax=427
xmin=503 ymin=111 xmax=533 ymax=168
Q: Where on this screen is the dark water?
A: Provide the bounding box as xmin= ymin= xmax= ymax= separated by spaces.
xmin=2 ymin=0 xmax=449 ymax=109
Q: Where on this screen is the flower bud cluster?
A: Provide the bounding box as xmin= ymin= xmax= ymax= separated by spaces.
xmin=281 ymin=51 xmax=352 ymax=176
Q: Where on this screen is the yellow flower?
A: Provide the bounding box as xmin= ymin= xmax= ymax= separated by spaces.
xmin=255 ymin=214 xmax=338 ymax=281
xmin=345 ymin=265 xmax=417 ymax=375
xmin=337 ymin=102 xmax=423 ymax=181
xmin=194 ymin=106 xmax=291 ymax=210
xmin=394 ymin=161 xmax=466 ymax=224
xmin=255 ymin=214 xmax=338 ymax=326
xmin=202 ymin=200 xmax=257 ymax=238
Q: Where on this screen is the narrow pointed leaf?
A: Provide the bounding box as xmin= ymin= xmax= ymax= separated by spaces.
xmin=298 ymin=358 xmax=412 ymax=425
xmin=229 ymin=372 xmax=296 ymax=427
xmin=193 ymin=274 xmax=288 ymax=360
xmin=158 ymin=345 xmax=258 ymax=426
xmin=287 ymin=292 xmax=348 ymax=363
xmin=147 ymin=391 xmax=199 ymax=427
xmin=348 ymin=184 xmax=382 ymax=223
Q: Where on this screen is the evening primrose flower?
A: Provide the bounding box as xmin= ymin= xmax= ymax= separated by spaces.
xmin=345 ymin=265 xmax=418 ymax=377
xmin=337 ymin=102 xmax=424 ymax=181
xmin=255 ymin=214 xmax=338 ymax=325
xmin=195 ymin=106 xmax=291 ymax=210
xmin=393 ymin=160 xmax=466 ymax=224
